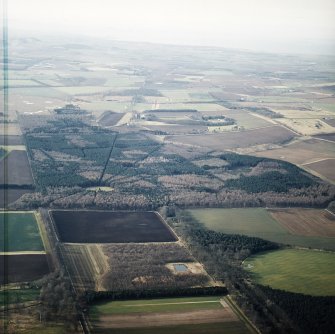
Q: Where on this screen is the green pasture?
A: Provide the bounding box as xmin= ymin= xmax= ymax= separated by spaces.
xmin=188 ymin=208 xmax=335 ymax=251
xmin=244 ymin=248 xmax=335 ymax=296
xmin=0 ymin=212 xmax=44 ymax=252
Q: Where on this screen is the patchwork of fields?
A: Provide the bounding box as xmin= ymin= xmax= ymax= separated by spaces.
xmin=166 ymin=125 xmax=295 ymax=150
xmin=0 ymin=212 xmax=49 ymax=285
xmin=54 ymin=210 xmax=212 ymax=292
xmin=2 ymin=36 xmax=335 ymax=333
xmin=188 ymin=208 xmax=335 ymax=251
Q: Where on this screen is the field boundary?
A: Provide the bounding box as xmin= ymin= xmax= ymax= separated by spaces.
xmin=225 ymin=295 xmax=260 ymax=334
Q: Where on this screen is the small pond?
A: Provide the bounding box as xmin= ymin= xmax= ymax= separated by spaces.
xmin=173 ymin=264 xmax=188 ymax=272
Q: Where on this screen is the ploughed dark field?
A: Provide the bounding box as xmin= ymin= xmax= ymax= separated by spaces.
xmin=51 ymin=210 xmax=177 ymax=243
xmin=0 ymin=254 xmax=50 ymax=284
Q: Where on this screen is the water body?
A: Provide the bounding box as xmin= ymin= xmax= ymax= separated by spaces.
xmin=174 ymin=264 xmax=188 ymax=272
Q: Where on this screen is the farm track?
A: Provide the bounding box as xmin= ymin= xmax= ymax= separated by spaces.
xmin=98 ymin=134 xmax=118 ymax=185
xmin=61 ymin=244 xmax=109 ymax=292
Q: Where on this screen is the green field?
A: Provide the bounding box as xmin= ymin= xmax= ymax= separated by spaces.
xmin=0 ymin=212 xmax=44 ymax=252
xmin=93 ymin=322 xmax=249 ymax=334
xmin=188 ymin=208 xmax=335 ymax=250
xmin=244 ymin=249 xmax=335 ymax=296
xmin=90 ymin=296 xmax=222 ymax=317
xmin=0 ymin=288 xmax=40 ymax=305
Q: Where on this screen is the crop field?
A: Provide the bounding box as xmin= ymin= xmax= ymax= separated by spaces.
xmin=189 ymin=208 xmax=335 ymax=251
xmin=52 ymin=211 xmax=177 ymax=243
xmin=90 ymin=296 xmax=251 ymax=334
xmin=253 ymin=138 xmax=335 ymax=165
xmin=276 ymin=118 xmax=334 ymax=135
xmin=0 ymin=254 xmax=49 ymax=284
xmin=314 ymin=133 xmax=335 ymax=142
xmin=222 ymin=110 xmax=272 ymax=129
xmin=98 ymin=111 xmax=125 ymax=127
xmin=0 ymin=150 xmax=34 ymax=186
xmin=166 ymin=125 xmax=295 ymax=150
xmin=269 ymin=208 xmax=335 ymax=237
xmin=244 ymin=249 xmax=335 ymax=296
xmin=303 ymin=159 xmax=335 ymax=182
xmin=0 ymin=212 xmax=44 ymax=252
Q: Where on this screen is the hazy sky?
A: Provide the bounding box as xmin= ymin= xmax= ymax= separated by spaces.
xmin=5 ymin=0 xmax=335 ymax=54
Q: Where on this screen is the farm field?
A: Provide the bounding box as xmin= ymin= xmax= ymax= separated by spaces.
xmin=275 ymin=118 xmax=334 ymax=135
xmin=269 ymin=208 xmax=335 ymax=237
xmin=90 ymin=296 xmax=252 ymax=334
xmin=0 ymin=212 xmax=44 ymax=252
xmin=253 ymin=138 xmax=335 ymax=165
xmin=314 ymin=133 xmax=335 ymax=142
xmin=166 ymin=125 xmax=295 ymax=150
xmin=0 ymin=254 xmax=49 ymax=284
xmin=0 ymin=189 xmax=33 ymax=208
xmin=0 ymin=150 xmax=34 ymax=186
xmin=303 ymin=159 xmax=335 ymax=182
xmin=188 ymin=208 xmax=335 ymax=251
xmin=244 ymin=249 xmax=335 ymax=296
xmin=52 ymin=211 xmax=177 ymax=243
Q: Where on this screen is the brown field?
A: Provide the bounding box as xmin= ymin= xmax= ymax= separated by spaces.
xmin=303 ymin=159 xmax=335 ymax=182
xmin=96 ymin=308 xmax=237 ymax=329
xmin=165 ymin=125 xmax=295 ymax=150
xmin=98 ymin=111 xmax=125 ymax=127
xmin=0 ymin=150 xmax=34 ymax=186
xmin=140 ymin=124 xmax=207 ymax=135
xmin=253 ymin=139 xmax=335 ymax=165
xmin=314 ymin=133 xmax=335 ymax=142
xmin=269 ymin=208 xmax=335 ymax=238
xmin=323 ymin=118 xmax=335 ymax=127
xmin=0 ymin=254 xmax=50 ymax=284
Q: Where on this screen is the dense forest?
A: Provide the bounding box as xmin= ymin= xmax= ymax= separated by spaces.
xmin=258 ymin=286 xmax=335 ymax=334
xmin=15 ymin=114 xmax=335 ymax=211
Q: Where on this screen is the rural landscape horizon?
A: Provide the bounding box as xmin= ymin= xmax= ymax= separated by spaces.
xmin=1 ymin=1 xmax=335 ymax=333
